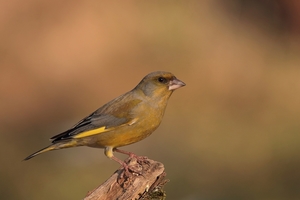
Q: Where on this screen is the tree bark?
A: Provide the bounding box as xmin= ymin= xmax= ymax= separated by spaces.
xmin=84 ymin=157 xmax=168 ymax=200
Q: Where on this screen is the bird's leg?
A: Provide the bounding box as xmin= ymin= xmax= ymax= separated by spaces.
xmin=114 ymin=148 xmax=149 ymax=165
xmin=110 ymin=155 xmax=132 ymax=178
xmin=114 ymin=148 xmax=137 ymax=157
xmin=106 ymin=147 xmax=142 ymax=178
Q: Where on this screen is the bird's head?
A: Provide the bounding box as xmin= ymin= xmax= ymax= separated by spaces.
xmin=135 ymin=71 xmax=186 ymax=99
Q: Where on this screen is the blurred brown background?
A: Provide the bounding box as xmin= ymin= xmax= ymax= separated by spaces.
xmin=1 ymin=1 xmax=300 ymax=200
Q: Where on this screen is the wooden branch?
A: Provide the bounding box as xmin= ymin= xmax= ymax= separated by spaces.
xmin=84 ymin=157 xmax=168 ymax=200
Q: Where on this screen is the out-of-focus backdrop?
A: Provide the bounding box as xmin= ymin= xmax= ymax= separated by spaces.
xmin=1 ymin=1 xmax=300 ymax=200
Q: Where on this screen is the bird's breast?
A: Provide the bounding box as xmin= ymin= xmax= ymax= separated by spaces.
xmin=90 ymin=103 xmax=165 ymax=148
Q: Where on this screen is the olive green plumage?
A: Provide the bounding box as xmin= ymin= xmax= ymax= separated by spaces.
xmin=24 ymin=71 xmax=185 ymax=164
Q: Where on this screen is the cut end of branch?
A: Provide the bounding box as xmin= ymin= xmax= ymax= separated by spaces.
xmin=84 ymin=157 xmax=168 ymax=200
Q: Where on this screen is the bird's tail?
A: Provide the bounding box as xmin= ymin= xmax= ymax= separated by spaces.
xmin=24 ymin=140 xmax=79 ymax=161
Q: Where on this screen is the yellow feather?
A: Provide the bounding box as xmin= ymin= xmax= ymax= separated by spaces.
xmin=73 ymin=126 xmax=109 ymax=139
xmin=72 ymin=118 xmax=139 ymax=139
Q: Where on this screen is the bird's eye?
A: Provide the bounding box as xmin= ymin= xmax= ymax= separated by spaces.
xmin=158 ymin=77 xmax=167 ymax=83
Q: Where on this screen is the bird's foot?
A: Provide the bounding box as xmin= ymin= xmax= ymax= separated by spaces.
xmin=123 ymin=161 xmax=142 ymax=176
xmin=114 ymin=148 xmax=150 ymax=166
xmin=111 ymin=155 xmax=143 ymax=185
xmin=134 ymin=155 xmax=150 ymax=166
xmin=116 ymin=157 xmax=144 ymax=186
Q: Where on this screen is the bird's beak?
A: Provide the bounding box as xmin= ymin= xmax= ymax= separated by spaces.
xmin=168 ymin=78 xmax=186 ymax=90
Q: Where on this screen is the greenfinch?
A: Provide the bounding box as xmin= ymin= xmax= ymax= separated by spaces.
xmin=24 ymin=71 xmax=185 ymax=168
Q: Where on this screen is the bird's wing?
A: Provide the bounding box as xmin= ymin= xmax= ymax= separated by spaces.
xmin=50 ymin=98 xmax=142 ymax=143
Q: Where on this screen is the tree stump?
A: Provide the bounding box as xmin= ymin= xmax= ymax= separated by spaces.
xmin=84 ymin=157 xmax=168 ymax=200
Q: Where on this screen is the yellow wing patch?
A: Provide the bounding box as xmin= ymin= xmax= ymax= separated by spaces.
xmin=72 ymin=118 xmax=139 ymax=139
xmin=72 ymin=126 xmax=109 ymax=139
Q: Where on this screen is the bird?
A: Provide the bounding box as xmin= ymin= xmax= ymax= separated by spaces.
xmin=24 ymin=71 xmax=185 ymax=171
